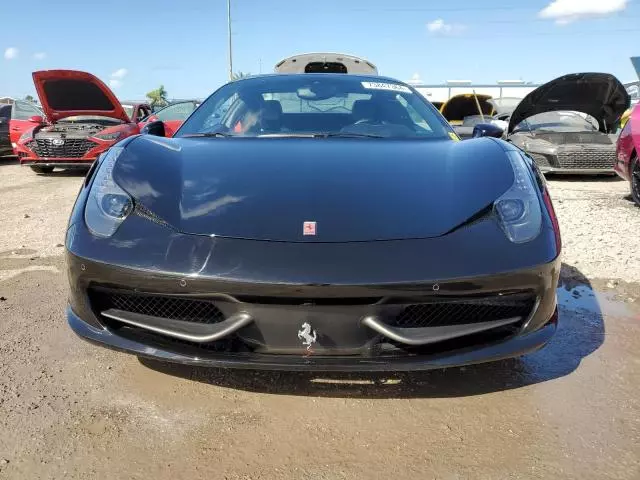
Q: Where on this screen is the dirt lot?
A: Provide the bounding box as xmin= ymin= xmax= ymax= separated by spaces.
xmin=0 ymin=158 xmax=639 ymax=479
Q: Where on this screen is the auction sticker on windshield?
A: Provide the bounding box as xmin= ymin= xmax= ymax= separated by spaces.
xmin=361 ymin=82 xmax=412 ymax=93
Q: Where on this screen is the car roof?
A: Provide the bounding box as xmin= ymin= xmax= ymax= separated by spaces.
xmin=232 ymin=73 xmax=407 ymax=84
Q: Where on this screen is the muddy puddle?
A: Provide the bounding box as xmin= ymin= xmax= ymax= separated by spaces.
xmin=557 ymin=284 xmax=636 ymax=318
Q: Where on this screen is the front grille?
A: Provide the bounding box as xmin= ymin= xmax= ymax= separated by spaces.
xmin=556 ymin=147 xmax=616 ymax=169
xmin=535 ymin=132 xmax=613 ymax=145
xmin=90 ymin=289 xmax=225 ymax=324
xmin=27 ymin=138 xmax=96 ymax=158
xmin=392 ymin=294 xmax=536 ymax=328
xmin=529 ymin=153 xmax=551 ymax=168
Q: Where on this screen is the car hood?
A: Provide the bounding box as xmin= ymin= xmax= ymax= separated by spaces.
xmin=114 ymin=136 xmax=515 ymax=242
xmin=508 ymin=72 xmax=630 ymax=134
xmin=440 ymin=94 xmax=494 ymax=123
xmin=32 ymin=70 xmax=130 ymax=123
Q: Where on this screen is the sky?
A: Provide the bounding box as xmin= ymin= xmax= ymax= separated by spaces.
xmin=1 ymin=0 xmax=639 ymax=101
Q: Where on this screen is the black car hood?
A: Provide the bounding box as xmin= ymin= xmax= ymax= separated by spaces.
xmin=114 ymin=136 xmax=514 ymax=242
xmin=508 ymin=73 xmax=630 ymax=134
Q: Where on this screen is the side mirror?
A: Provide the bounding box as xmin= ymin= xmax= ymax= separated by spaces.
xmin=141 ymin=120 xmax=166 ymax=137
xmin=472 ymin=123 xmax=504 ymax=139
xmin=28 ymin=115 xmax=44 ymax=123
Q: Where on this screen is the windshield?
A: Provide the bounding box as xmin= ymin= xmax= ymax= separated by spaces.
xmin=176 ymin=75 xmax=453 ymax=139
xmin=122 ymin=105 xmax=134 ymax=118
xmin=514 ymin=111 xmax=599 ymax=132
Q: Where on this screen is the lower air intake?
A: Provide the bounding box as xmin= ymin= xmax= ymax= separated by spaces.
xmin=90 ymin=289 xmax=225 ymax=324
xmin=393 ymin=294 xmax=536 ymax=328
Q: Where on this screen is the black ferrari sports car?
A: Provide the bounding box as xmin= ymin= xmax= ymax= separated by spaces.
xmin=66 ymin=73 xmax=561 ymax=371
xmin=506 ymin=72 xmax=630 ymax=175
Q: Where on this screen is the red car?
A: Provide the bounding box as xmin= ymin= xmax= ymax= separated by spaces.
xmin=122 ymin=102 xmax=152 ymax=124
xmin=616 ymin=103 xmax=640 ymax=206
xmin=0 ymin=100 xmax=44 ymax=156
xmin=14 ymin=70 xmax=141 ymax=174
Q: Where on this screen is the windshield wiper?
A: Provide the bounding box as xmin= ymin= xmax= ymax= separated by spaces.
xmin=313 ymin=132 xmax=385 ymax=139
xmin=182 ymin=132 xmax=235 ymax=138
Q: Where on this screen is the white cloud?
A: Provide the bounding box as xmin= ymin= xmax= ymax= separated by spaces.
xmin=33 ymin=52 xmax=46 ymax=60
xmin=426 ymin=19 xmax=465 ymax=35
xmin=108 ymin=68 xmax=127 ymax=89
xmin=111 ymin=68 xmax=128 ymax=79
xmin=4 ymin=47 xmax=19 ymax=60
xmin=539 ymin=0 xmax=628 ymax=24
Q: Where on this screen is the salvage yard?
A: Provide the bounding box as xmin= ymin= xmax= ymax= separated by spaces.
xmin=0 ymin=158 xmax=639 ymax=479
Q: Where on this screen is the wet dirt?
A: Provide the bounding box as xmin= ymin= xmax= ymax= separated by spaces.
xmin=0 ymin=165 xmax=638 ymax=479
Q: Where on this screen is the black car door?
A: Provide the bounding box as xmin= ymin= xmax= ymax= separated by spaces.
xmin=0 ymin=104 xmax=12 ymax=155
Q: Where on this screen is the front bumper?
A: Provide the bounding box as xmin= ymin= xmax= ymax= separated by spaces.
xmin=66 ymin=247 xmax=560 ymax=371
xmin=68 ymin=305 xmax=557 ymax=371
xmin=20 ymin=159 xmax=94 ymax=169
xmin=539 ymin=166 xmax=615 ymax=175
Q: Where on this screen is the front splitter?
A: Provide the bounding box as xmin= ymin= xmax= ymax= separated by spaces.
xmin=68 ymin=306 xmax=556 ymax=372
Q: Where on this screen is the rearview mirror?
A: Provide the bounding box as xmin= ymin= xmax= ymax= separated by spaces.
xmin=28 ymin=115 xmax=43 ymax=123
xmin=141 ymin=120 xmax=166 ymax=137
xmin=472 ymin=123 xmax=504 ymax=139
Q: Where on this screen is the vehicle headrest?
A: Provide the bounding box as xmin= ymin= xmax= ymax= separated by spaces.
xmin=377 ymin=99 xmax=408 ymax=122
xmin=352 ymin=99 xmax=376 ymax=119
xmin=262 ymin=100 xmax=283 ymax=120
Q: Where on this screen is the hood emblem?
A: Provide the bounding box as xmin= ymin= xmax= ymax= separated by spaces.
xmin=297 ymin=322 xmax=317 ymax=353
xmin=52 ymin=138 xmax=65 ymax=146
xmin=303 ymin=221 xmax=316 ymax=236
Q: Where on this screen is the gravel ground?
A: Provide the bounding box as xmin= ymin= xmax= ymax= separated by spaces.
xmin=0 ymin=159 xmax=639 ymax=479
xmin=547 ymin=176 xmax=640 ymax=284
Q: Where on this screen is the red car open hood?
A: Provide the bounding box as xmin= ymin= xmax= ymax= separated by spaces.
xmin=32 ymin=70 xmax=130 ymax=123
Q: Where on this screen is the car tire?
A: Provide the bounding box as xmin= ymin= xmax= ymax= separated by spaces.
xmin=631 ymin=155 xmax=640 ymax=207
xmin=30 ymin=166 xmax=54 ymax=174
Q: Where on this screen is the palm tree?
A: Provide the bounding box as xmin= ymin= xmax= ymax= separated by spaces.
xmin=146 ymin=85 xmax=168 ymax=108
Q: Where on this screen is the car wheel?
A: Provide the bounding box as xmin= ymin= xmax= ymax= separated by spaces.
xmin=30 ymin=166 xmax=54 ymax=174
xmin=632 ymin=155 xmax=640 ymax=207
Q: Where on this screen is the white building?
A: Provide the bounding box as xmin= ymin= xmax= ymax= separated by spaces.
xmin=406 ymin=80 xmax=540 ymax=103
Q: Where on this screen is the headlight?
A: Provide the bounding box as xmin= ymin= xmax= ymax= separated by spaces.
xmin=93 ymin=131 xmax=123 ymax=141
xmin=84 ymin=147 xmax=133 ymax=237
xmin=494 ymin=151 xmax=542 ymax=243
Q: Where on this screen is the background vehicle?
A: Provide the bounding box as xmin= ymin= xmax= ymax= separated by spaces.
xmin=66 ymin=73 xmax=561 ymax=372
xmin=138 ymin=100 xmax=200 ymax=137
xmin=616 ymin=103 xmax=640 ymax=205
xmin=440 ymin=93 xmax=495 ymax=139
xmin=14 ymin=70 xmax=143 ymax=174
xmin=274 ymin=52 xmax=378 ymax=75
xmin=488 ymin=97 xmax=523 ymax=122
xmin=122 ymin=103 xmax=152 ymax=123
xmin=506 ymin=72 xmax=629 ymax=175
xmin=0 ymin=100 xmax=44 ymax=155
xmin=0 ymin=104 xmax=12 ymax=156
